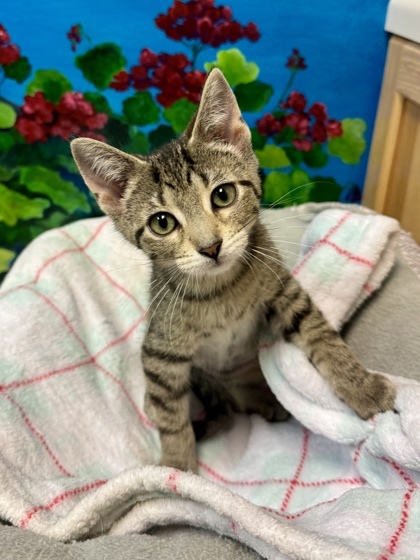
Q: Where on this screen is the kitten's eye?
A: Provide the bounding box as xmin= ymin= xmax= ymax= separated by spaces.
xmin=149 ymin=212 xmax=178 ymax=236
xmin=211 ymin=183 xmax=236 ymax=208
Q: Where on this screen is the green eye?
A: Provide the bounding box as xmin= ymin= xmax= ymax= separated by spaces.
xmin=211 ymin=183 xmax=236 ymax=208
xmin=149 ymin=212 xmax=178 ymax=235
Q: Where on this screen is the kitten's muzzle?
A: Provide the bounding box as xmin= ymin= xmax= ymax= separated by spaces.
xmin=199 ymin=240 xmax=222 ymax=261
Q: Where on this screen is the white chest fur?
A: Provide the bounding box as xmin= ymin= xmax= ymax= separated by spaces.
xmin=192 ymin=309 xmax=260 ymax=374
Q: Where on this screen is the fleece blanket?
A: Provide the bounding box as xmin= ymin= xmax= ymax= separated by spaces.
xmin=0 ymin=207 xmax=419 ymax=559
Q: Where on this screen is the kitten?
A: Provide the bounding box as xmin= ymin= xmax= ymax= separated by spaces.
xmin=71 ymin=69 xmax=396 ymax=473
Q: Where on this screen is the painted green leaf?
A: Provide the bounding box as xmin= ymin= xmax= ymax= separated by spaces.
xmin=250 ymin=128 xmax=266 ymax=150
xmin=0 ymin=102 xmax=17 ymax=129
xmin=38 ymin=211 xmax=69 ymax=229
xmin=0 ymin=183 xmax=50 ymax=226
xmin=284 ymin=146 xmax=303 ymax=166
xmin=234 ymin=81 xmax=273 ymax=113
xmin=37 ymin=137 xmax=69 ymax=160
xmin=328 ymin=118 xmax=366 ymax=164
xmin=204 ymin=49 xmax=259 ymax=87
xmin=103 ymin=117 xmax=131 ymax=146
xmin=123 ymin=92 xmax=160 ymax=126
xmin=163 ymin=98 xmax=197 ymax=134
xmin=274 ymin=127 xmax=296 ymax=143
xmin=3 ymin=56 xmax=31 ymax=83
xmin=263 ymin=172 xmax=291 ymax=205
xmin=0 ymin=131 xmax=16 ymax=152
xmin=0 ymin=165 xmax=14 ymax=182
xmin=255 ymin=145 xmax=291 ymax=169
xmin=53 ymin=155 xmax=79 ymax=173
xmin=27 ymin=211 xmax=70 ymax=240
xmin=303 ymin=143 xmax=328 ymax=168
xmin=19 ymin=166 xmax=90 ymax=213
xmin=149 ymin=125 xmax=177 ymax=149
xmin=288 ymin=169 xmax=313 ymax=205
xmin=27 ymin=70 xmax=73 ymax=104
xmin=125 ymin=132 xmax=149 ymax=155
xmin=310 ymin=176 xmax=342 ymax=202
xmin=262 ymin=169 xmax=315 ymax=206
xmin=75 ymin=43 xmax=126 ymax=90
xmin=83 ymin=92 xmax=113 ymax=115
xmin=0 ymin=248 xmax=15 ymax=273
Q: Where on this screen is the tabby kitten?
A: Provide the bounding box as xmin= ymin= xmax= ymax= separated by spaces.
xmin=71 ymin=69 xmax=396 ymax=473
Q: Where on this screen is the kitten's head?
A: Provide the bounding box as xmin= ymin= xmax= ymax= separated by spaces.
xmin=71 ymin=69 xmax=261 ymax=277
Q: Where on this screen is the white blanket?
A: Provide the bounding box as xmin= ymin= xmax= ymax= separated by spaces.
xmin=0 ymin=208 xmax=419 ymax=560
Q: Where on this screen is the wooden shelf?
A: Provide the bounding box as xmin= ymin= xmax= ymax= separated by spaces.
xmin=364 ymin=36 xmax=420 ymax=242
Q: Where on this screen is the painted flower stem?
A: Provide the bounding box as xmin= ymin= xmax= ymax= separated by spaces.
xmin=278 ymin=69 xmax=297 ymax=106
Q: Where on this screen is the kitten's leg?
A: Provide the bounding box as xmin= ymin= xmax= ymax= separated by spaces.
xmin=267 ymin=275 xmax=396 ymax=419
xmin=191 ymin=361 xmax=289 ymax=441
xmin=190 ymin=367 xmax=234 ymax=440
xmin=222 ymin=358 xmax=290 ymax=422
xmin=142 ymin=337 xmax=197 ymax=473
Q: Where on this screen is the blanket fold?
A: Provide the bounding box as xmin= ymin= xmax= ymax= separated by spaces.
xmin=0 ymin=206 xmax=419 ymax=559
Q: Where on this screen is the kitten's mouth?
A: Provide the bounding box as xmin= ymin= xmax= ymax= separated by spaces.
xmin=199 ymin=250 xmax=241 ymax=276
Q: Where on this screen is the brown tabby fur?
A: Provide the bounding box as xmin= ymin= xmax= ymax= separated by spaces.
xmin=71 ymin=69 xmax=396 ymax=473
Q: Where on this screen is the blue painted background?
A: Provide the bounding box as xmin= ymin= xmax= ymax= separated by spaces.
xmin=2 ymin=0 xmax=389 ymax=190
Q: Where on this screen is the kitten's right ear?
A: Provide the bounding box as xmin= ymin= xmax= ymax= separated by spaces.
xmin=185 ymin=68 xmax=251 ymax=153
xmin=71 ymin=138 xmax=145 ymax=216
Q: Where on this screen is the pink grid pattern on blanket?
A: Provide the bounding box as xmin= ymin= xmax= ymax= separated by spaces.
xmin=0 ymin=212 xmax=415 ymax=559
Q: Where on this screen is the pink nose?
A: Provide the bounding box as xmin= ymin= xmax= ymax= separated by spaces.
xmin=199 ymin=240 xmax=222 ymax=260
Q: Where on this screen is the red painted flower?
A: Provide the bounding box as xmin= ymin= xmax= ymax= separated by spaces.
xmin=184 ymin=69 xmax=206 ymax=90
xmin=66 ymin=24 xmax=83 ymax=52
xmin=197 ymin=17 xmax=215 ymax=43
xmin=0 ymin=24 xmax=11 ymax=45
xmin=50 ymin=116 xmax=81 ymax=139
xmin=17 ymin=91 xmax=108 ymax=143
xmin=256 ymin=114 xmax=282 ymax=136
xmin=292 ymin=138 xmax=313 ymax=151
xmin=110 ymin=70 xmax=131 ymax=91
xmin=131 ymin=65 xmax=148 ymax=80
xmin=326 ymin=119 xmax=343 ymax=138
xmin=85 ymin=113 xmax=108 ymax=130
xmin=309 ymin=102 xmax=328 ymax=122
xmin=15 ymin=118 xmax=48 ymax=143
xmin=57 ymin=92 xmax=94 ymax=117
xmin=0 ymin=44 xmax=20 ymax=65
xmin=155 ymin=14 xmax=173 ymax=32
xmin=311 ymin=121 xmax=327 ymax=143
xmin=169 ymin=0 xmax=189 ymax=19
xmin=21 ymin=92 xmax=55 ymax=124
xmin=167 ymin=53 xmax=190 ymax=70
xmin=155 ymin=0 xmax=261 ymax=47
xmin=244 ymin=22 xmax=260 ymax=42
xmin=282 ymin=91 xmax=307 ymax=112
xmin=284 ymin=113 xmax=309 ymax=136
xmin=0 ymin=24 xmax=20 ymax=66
xmin=140 ymin=48 xmax=159 ymax=68
xmin=285 ymin=48 xmax=307 ymax=71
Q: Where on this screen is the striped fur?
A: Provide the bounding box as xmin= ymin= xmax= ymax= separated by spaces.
xmin=71 ymin=69 xmax=395 ymax=473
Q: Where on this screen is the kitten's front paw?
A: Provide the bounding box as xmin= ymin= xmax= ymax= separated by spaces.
xmin=345 ymin=373 xmax=396 ymax=420
xmin=160 ymin=452 xmax=198 ymax=474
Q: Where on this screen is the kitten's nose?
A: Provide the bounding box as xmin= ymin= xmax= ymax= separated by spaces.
xmin=199 ymin=240 xmax=222 ymax=260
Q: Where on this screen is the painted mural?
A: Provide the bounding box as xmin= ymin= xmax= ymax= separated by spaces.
xmin=0 ymin=0 xmax=388 ymax=278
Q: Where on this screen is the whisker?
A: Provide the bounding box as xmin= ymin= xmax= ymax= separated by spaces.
xmin=169 ymin=278 xmax=185 ymax=351
xmin=260 ymin=180 xmax=337 ymax=210
xmin=164 ymin=279 xmax=183 ymax=343
xmin=141 ymin=274 xmax=177 ymax=339
xmin=251 ymin=247 xmax=289 ymax=271
xmin=249 ymin=250 xmax=284 ymax=288
xmin=265 ymin=238 xmax=313 ymax=249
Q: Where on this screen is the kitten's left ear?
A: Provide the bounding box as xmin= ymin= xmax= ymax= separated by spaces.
xmin=71 ymin=138 xmax=146 ymax=216
xmin=185 ymin=68 xmax=251 ymax=153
